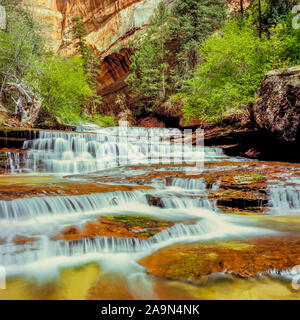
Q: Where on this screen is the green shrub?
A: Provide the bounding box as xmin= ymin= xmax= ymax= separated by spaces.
xmin=27 ymin=55 xmax=94 ymax=124
xmin=125 ymin=0 xmax=227 ymax=111
xmin=181 ymin=14 xmax=299 ymax=122
xmin=81 ymin=113 xmax=116 ymax=127
xmin=0 ymin=2 xmax=104 ymax=126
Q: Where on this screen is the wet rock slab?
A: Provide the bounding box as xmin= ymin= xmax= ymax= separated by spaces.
xmin=84 ymin=160 xmax=300 ymax=214
xmin=0 ymin=175 xmax=153 ymax=201
xmin=139 ymin=235 xmax=300 ymax=280
xmin=53 ymin=215 xmax=178 ymax=241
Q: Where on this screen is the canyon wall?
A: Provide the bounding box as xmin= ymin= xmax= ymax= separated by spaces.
xmin=22 ymin=0 xmax=172 ymax=118
xmin=22 ymin=0 xmax=168 ymax=55
xmin=21 ymin=0 xmax=246 ymax=120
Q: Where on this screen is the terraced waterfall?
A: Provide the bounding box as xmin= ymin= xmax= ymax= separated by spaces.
xmin=0 ymin=125 xmax=300 ymax=299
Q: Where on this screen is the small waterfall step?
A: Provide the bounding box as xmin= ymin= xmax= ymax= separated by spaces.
xmin=2 ymin=127 xmax=231 ymax=174
xmin=268 ymin=185 xmax=300 ymax=214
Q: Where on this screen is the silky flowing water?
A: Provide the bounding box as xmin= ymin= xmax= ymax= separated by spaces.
xmin=1 ymin=125 xmax=300 ymax=300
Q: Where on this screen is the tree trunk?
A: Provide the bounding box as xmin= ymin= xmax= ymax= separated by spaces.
xmin=240 ymin=0 xmax=244 ymax=20
xmin=258 ymin=0 xmax=262 ymax=38
xmin=8 ymin=82 xmax=42 ymax=126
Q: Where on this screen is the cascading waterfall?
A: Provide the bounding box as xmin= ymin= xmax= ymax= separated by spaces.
xmin=169 ymin=177 xmax=207 ymax=190
xmin=3 ymin=152 xmax=22 ymax=174
xmin=0 ymin=125 xmax=277 ymax=281
xmin=0 ymin=190 xmax=148 ymax=221
xmin=3 ymin=127 xmax=229 ymax=174
xmin=1 ymin=216 xmax=272 ymax=275
xmin=169 ymin=177 xmax=220 ymax=191
xmin=268 ymin=185 xmax=300 ymax=214
xmin=1 ymin=222 xmax=219 ymax=266
xmin=0 ymin=188 xmax=222 ymax=242
xmin=161 ymin=196 xmax=218 ymax=211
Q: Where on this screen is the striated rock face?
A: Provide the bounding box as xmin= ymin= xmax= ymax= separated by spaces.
xmin=253 ymin=66 xmax=300 ymax=145
xmin=21 ymin=0 xmax=64 ymax=49
xmin=20 ymin=0 xmax=246 ymax=56
xmin=22 ymin=0 xmax=166 ymax=55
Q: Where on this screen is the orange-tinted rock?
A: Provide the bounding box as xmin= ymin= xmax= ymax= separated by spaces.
xmin=226 ymin=0 xmax=250 ymax=11
xmin=13 ymin=236 xmax=37 ymax=245
xmin=99 ymin=49 xmax=132 ymax=92
xmin=139 ymin=235 xmax=300 ymax=280
xmin=139 ymin=116 xmax=165 ymax=128
xmin=54 ymin=215 xmax=175 ymax=241
xmin=97 ymin=48 xmax=134 ymax=115
xmin=245 ymin=147 xmax=261 ymax=158
xmin=0 ymin=175 xmax=154 ymax=201
xmin=21 ymin=0 xmax=181 ymax=62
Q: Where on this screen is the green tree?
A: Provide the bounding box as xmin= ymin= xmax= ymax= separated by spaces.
xmin=126 ymin=0 xmax=227 ymax=112
xmin=181 ymin=15 xmax=299 ymax=123
xmin=71 ymin=17 xmax=100 ymax=96
xmin=248 ymin=0 xmax=298 ymax=35
xmin=0 ymin=0 xmax=44 ymax=123
xmin=125 ymin=2 xmax=171 ymax=104
xmin=170 ymin=0 xmax=227 ymax=87
xmin=262 ymin=0 xmax=298 ymax=28
xmin=27 ymin=55 xmax=94 ymax=124
xmin=0 ymin=2 xmax=103 ymax=126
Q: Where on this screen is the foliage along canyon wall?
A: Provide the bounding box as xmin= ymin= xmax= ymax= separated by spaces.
xmin=21 ymin=0 xmax=176 ymax=119
xmin=21 ymin=1 xmax=247 ymax=121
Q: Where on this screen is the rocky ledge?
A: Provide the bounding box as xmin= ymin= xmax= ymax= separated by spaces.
xmin=139 ymin=235 xmax=300 ymax=280
xmin=191 ymin=66 xmax=300 ymax=162
xmin=253 ymin=66 xmax=300 ymax=145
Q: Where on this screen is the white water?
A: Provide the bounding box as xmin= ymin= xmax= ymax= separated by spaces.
xmin=1 ymin=213 xmax=273 ymax=277
xmin=3 ymin=127 xmax=230 ymax=175
xmin=0 ymin=190 xmax=148 ymax=221
xmin=0 ymin=126 xmax=294 ymax=282
xmin=3 ymin=152 xmax=22 ymax=174
xmin=169 ymin=177 xmax=220 ymax=191
xmin=268 ymin=185 xmax=300 ymax=215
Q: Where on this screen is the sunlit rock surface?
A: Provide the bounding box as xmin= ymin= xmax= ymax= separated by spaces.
xmin=22 ymin=0 xmax=166 ymax=55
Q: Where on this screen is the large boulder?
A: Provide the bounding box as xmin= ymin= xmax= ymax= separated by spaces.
xmin=253 ymin=66 xmax=300 ymax=144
